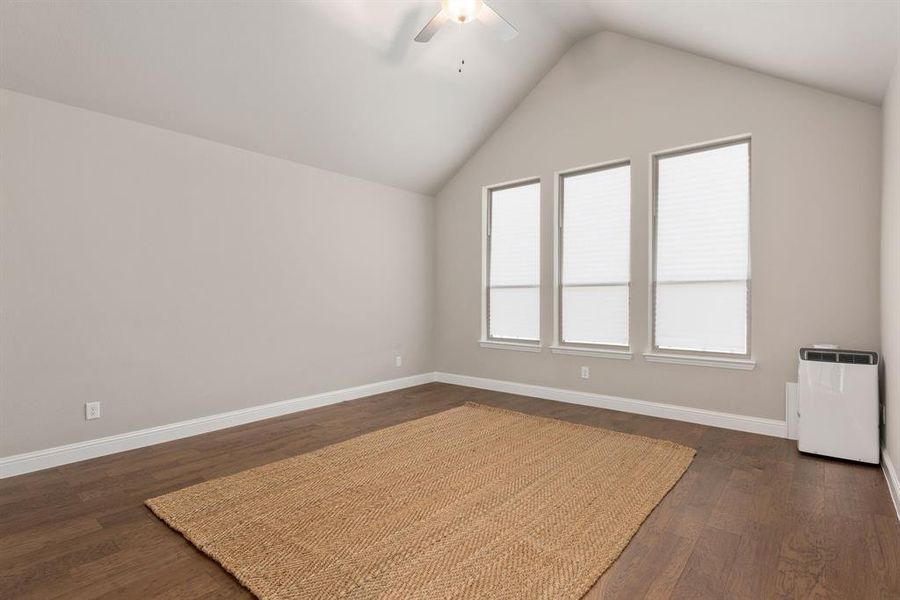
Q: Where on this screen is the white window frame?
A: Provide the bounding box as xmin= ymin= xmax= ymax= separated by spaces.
xmin=647 ymin=136 xmax=754 ymax=369
xmin=552 ymin=159 xmax=633 ymax=361
xmin=480 ymin=176 xmax=542 ymax=351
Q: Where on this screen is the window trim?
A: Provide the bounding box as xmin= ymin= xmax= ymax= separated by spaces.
xmin=551 ymin=345 xmax=633 ymax=360
xmin=480 ymin=340 xmax=543 ymax=353
xmin=553 ymin=158 xmax=632 ymax=354
xmin=649 ymin=135 xmax=753 ymax=360
xmin=481 ymin=176 xmax=542 ymax=347
xmin=643 ymin=351 xmax=756 ymax=370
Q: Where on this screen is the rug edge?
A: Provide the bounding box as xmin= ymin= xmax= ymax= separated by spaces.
xmin=462 ymin=401 xmax=697 ymax=458
xmin=144 ymin=498 xmax=263 ymax=597
xmin=145 ymin=403 xmax=696 ymax=510
xmin=565 ymin=448 xmax=696 ymax=598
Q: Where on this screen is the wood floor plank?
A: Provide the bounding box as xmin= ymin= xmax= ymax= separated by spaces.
xmin=774 ymin=512 xmax=852 ymax=598
xmin=1 ymin=382 xmax=897 ymax=599
xmin=669 ymin=526 xmax=742 ymax=598
xmin=587 ymin=530 xmax=694 ymax=599
xmin=724 ymin=520 xmax=785 ymax=599
xmin=869 ymin=513 xmax=900 ymax=598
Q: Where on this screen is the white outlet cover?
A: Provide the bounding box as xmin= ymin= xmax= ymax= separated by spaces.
xmin=581 ymin=366 xmax=590 ymax=379
xmin=395 ymin=355 xmax=402 ymax=367
xmin=85 ymin=401 xmax=101 ymax=420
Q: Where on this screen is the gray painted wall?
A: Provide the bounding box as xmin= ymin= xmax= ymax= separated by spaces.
xmin=0 ymin=32 xmax=889 ymax=458
xmin=883 ymin=51 xmax=900 ymax=469
xmin=435 ymin=32 xmax=882 ymax=421
xmin=0 ymin=89 xmax=434 ymax=457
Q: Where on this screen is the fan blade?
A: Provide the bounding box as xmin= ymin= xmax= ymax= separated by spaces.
xmin=478 ymin=2 xmax=518 ymax=41
xmin=414 ymin=10 xmax=448 ymax=43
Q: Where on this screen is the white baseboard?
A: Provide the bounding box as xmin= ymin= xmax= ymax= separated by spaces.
xmin=882 ymin=448 xmax=900 ymax=521
xmin=434 ymin=372 xmax=787 ymax=438
xmin=0 ymin=370 xmax=795 ymax=479
xmin=0 ymin=373 xmax=435 ymax=479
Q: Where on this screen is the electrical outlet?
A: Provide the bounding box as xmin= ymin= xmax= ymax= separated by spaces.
xmin=580 ymin=366 xmax=590 ymax=379
xmin=85 ymin=402 xmax=101 ymax=420
xmin=395 ymin=355 xmax=403 ymax=367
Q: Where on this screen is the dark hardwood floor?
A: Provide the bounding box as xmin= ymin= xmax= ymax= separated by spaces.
xmin=1 ymin=382 xmax=898 ymax=599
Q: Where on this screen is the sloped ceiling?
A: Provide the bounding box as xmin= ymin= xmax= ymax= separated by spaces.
xmin=2 ymin=1 xmax=898 ymax=195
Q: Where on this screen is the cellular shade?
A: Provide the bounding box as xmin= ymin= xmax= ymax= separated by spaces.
xmin=654 ymin=140 xmax=750 ymax=354
xmin=488 ymin=181 xmax=540 ymax=341
xmin=561 ymin=163 xmax=631 ymax=346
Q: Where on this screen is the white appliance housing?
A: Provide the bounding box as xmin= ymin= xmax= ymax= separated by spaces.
xmin=797 ymin=348 xmax=879 ymax=464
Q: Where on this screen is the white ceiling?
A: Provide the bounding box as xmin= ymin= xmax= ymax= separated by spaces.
xmin=2 ymin=1 xmax=898 ymax=195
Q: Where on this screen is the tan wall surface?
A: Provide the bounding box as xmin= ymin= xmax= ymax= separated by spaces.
xmin=435 ymin=33 xmax=882 ymax=421
xmin=0 ymin=89 xmax=434 ymax=456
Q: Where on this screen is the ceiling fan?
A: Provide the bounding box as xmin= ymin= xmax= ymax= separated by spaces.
xmin=414 ymin=0 xmax=518 ymax=43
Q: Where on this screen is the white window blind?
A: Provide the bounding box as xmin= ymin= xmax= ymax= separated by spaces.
xmin=653 ymin=139 xmax=750 ymax=355
xmin=487 ymin=181 xmax=541 ymax=341
xmin=560 ymin=163 xmax=631 ymax=346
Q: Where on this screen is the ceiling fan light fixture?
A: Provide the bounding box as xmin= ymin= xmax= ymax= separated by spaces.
xmin=442 ymin=0 xmax=483 ymax=24
xmin=414 ymin=0 xmax=516 ymax=43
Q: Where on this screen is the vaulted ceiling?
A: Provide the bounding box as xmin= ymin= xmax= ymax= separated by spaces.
xmin=2 ymin=1 xmax=898 ymax=195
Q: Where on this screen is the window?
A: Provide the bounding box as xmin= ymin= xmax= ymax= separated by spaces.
xmin=557 ymin=161 xmax=631 ymax=348
xmin=652 ymin=138 xmax=750 ymax=355
xmin=484 ymin=179 xmax=541 ymax=343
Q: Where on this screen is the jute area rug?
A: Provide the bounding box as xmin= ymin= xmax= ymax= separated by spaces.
xmin=146 ymin=402 xmax=695 ymax=599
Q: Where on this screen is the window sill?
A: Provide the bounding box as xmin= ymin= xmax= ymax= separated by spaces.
xmin=550 ymin=345 xmax=633 ymax=360
xmin=478 ymin=340 xmax=542 ymax=353
xmin=643 ymin=352 xmax=756 ymax=370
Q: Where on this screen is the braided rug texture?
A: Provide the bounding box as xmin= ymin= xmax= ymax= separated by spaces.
xmin=146 ymin=403 xmax=695 ymax=599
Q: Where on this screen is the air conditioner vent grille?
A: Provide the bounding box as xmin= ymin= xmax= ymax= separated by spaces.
xmin=799 ymin=348 xmax=878 ymax=365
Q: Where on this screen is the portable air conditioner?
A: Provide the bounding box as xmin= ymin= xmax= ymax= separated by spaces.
xmin=797 ymin=347 xmax=880 ymax=464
